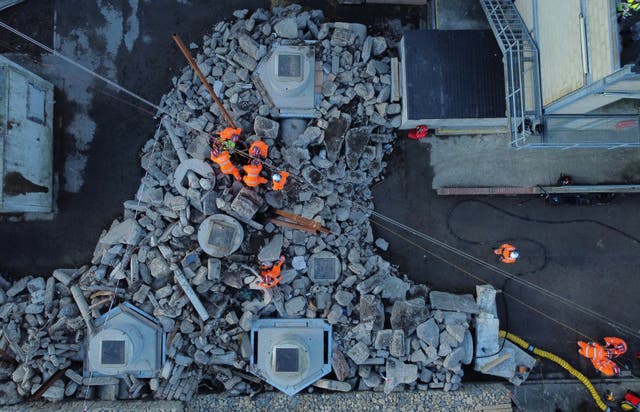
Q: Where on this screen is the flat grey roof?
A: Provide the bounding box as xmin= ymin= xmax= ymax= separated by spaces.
xmin=402 ymin=30 xmax=506 ymax=120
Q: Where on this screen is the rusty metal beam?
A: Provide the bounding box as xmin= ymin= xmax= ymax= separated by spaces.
xmin=270 ymin=218 xmax=318 ymax=234
xmin=436 ymin=187 xmax=538 ymax=196
xmin=273 ymin=209 xmax=330 ymax=234
xmin=30 ymin=368 xmax=67 ymax=401
xmin=172 ymin=33 xmax=236 ymax=129
xmin=437 ymin=184 xmax=640 ymax=196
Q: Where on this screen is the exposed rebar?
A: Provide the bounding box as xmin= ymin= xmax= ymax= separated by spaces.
xmin=172 ymin=33 xmax=237 ymax=129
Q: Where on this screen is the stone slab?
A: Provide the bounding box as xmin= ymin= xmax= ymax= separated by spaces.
xmin=429 ymin=291 xmax=479 ymax=314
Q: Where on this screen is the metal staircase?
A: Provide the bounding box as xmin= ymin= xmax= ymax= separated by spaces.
xmin=479 ymin=0 xmax=543 ymax=147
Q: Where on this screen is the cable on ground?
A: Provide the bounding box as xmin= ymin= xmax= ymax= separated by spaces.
xmin=500 ymin=330 xmax=611 ymax=412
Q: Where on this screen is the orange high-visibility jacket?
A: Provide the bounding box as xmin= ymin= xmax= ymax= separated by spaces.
xmin=592 ymin=358 xmax=620 ymax=377
xmin=249 ymin=140 xmax=269 ymax=158
xmin=243 ymin=163 xmax=268 ymax=187
xmin=578 ymin=341 xmax=607 ymax=361
xmin=272 ymin=171 xmax=289 ymax=191
xmin=217 ymin=127 xmax=242 ymax=141
xmin=211 ymin=151 xmax=241 ymax=181
xmin=260 ymin=257 xmax=285 ymax=288
xmin=494 ymin=243 xmax=517 ymax=263
xmin=604 ymin=337 xmax=627 ymax=358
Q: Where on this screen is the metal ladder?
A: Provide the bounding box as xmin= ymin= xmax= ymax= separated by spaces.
xmin=479 ymin=0 xmax=543 ymax=147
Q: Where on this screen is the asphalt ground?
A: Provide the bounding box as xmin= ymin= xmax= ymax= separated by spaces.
xmin=1 ymin=0 xmax=639 ymax=389
xmin=372 ymin=136 xmax=640 ymax=380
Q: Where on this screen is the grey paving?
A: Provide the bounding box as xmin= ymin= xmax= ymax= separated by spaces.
xmin=429 ymin=134 xmax=640 ymax=188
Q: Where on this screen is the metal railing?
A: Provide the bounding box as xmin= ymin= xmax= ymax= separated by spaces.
xmin=479 ymin=0 xmax=543 ymax=147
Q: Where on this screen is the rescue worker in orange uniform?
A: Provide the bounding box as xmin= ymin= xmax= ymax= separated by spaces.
xmin=259 ymin=256 xmax=285 ymax=289
xmin=272 ymin=171 xmax=289 ymax=191
xmin=216 ymin=127 xmax=241 ymax=152
xmin=243 ymin=159 xmax=268 ymax=187
xmin=249 ymin=140 xmax=269 ymax=159
xmin=592 ymin=358 xmax=620 ymax=377
xmin=578 ymin=341 xmax=608 ymax=361
xmin=210 ymin=146 xmax=241 ymax=181
xmin=604 ymin=337 xmax=627 ymax=358
xmin=578 ymin=339 xmax=625 ymax=377
xmin=493 ymin=243 xmax=519 ymax=264
xmin=217 ymin=127 xmax=242 ymax=142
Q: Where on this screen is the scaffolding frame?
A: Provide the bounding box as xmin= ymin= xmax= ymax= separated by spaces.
xmin=479 ymin=0 xmax=543 ymax=148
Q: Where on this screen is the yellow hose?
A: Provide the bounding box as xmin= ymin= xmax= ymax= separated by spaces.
xmin=499 ymin=330 xmax=610 ymax=412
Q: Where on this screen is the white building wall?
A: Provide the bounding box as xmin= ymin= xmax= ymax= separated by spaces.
xmin=0 ymin=56 xmax=54 ymax=213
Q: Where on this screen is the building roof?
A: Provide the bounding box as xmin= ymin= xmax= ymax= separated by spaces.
xmin=515 ymin=0 xmax=619 ymax=107
xmin=402 ymin=30 xmax=506 ymax=121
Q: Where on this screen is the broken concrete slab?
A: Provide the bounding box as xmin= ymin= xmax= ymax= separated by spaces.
xmin=416 ymin=318 xmax=439 ymax=348
xmin=476 ymin=284 xmax=498 ymax=317
xmin=345 ymin=127 xmax=373 ymax=169
xmin=284 ymin=296 xmax=307 ymax=316
xmin=384 ymin=358 xmax=418 ymax=394
xmin=503 ymin=340 xmax=537 ymax=385
xmin=254 ymin=116 xmax=280 ymax=140
xmin=380 ymin=276 xmax=409 ymax=302
xmin=332 ymin=351 xmax=350 ymax=381
xmin=474 ymin=316 xmax=500 ymax=360
xmin=323 ymin=114 xmax=351 ymax=162
xmin=99 ymin=219 xmax=143 ymax=246
xmin=258 ymin=234 xmax=283 ymax=263
xmin=429 ymin=291 xmax=480 ymax=314
xmin=374 ymin=329 xmax=393 ymax=350
xmin=389 ymin=330 xmax=405 ymax=358
xmin=390 ymin=298 xmax=429 ymax=335
xmin=313 ymin=379 xmax=352 ymax=392
xmin=359 ymin=294 xmax=384 ymax=330
xmin=274 ymin=17 xmax=298 ymax=39
xmin=230 ymin=188 xmax=263 ymax=219
xmin=347 ymin=342 xmax=370 ymax=365
xmin=173 ymin=159 xmax=214 ymax=197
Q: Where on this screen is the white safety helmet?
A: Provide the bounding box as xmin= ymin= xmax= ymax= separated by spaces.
xmin=272 ymin=173 xmax=282 ymax=182
xmin=511 ymin=251 xmax=520 ymax=259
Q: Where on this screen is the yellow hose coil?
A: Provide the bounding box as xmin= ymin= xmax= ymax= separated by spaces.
xmin=499 ymin=330 xmax=610 ymax=412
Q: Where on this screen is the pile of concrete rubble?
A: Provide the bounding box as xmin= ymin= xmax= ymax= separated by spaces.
xmin=0 ymin=4 xmax=530 ymax=405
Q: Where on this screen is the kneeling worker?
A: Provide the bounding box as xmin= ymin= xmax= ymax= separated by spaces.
xmin=493 ymin=243 xmax=519 ymax=264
